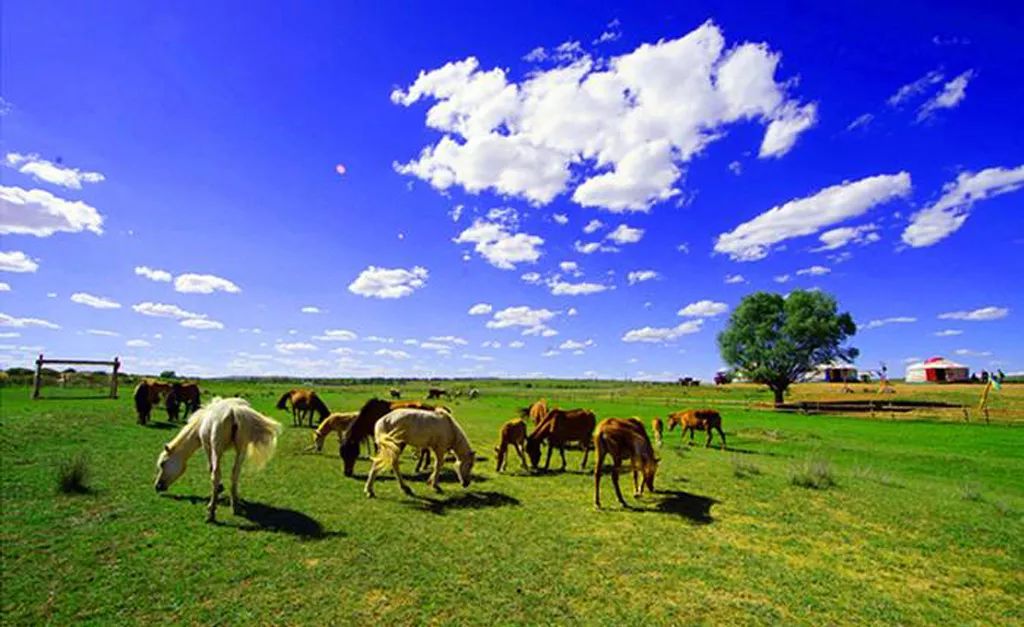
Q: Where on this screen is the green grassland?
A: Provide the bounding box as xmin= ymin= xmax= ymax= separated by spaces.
xmin=2 ymin=380 xmax=1022 ymax=625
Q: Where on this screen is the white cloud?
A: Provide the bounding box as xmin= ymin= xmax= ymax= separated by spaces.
xmin=0 ymin=186 xmax=104 ymax=236
xmin=0 ymin=312 xmax=60 ymax=329
xmin=902 ymin=165 xmax=1024 ymax=247
xmin=846 ymin=113 xmax=874 ymax=131
xmin=86 ymin=329 xmax=119 ymax=337
xmin=934 ymin=329 xmax=962 ymax=337
xmin=393 ymin=22 xmax=816 ymax=212
xmin=0 ymin=251 xmax=39 ymax=273
xmin=300 ymin=306 xmax=322 ymax=314
xmin=938 ymin=307 xmax=1008 ymax=321
xmin=481 ymin=340 xmax=502 ymax=349
xmin=375 ymin=348 xmax=411 ymax=360
xmin=468 ymin=303 xmax=493 ymax=315
xmin=0 ymin=282 xmax=9 ymax=291
xmin=461 ymin=353 xmax=494 ymax=361
xmin=583 ymin=219 xmax=604 ymax=235
xmin=954 ymin=348 xmax=991 ymax=357
xmin=552 ymin=213 xmax=569 ymax=225
xmin=728 ymin=160 xmax=743 ymax=175
xmin=365 ymin=335 xmax=395 ymax=343
xmin=132 ymin=302 xmax=204 ymax=320
xmin=622 ymin=319 xmax=704 ymax=343
xmin=419 ymin=342 xmax=452 ymax=353
xmin=134 ymin=266 xmax=172 ymax=282
xmin=678 ymin=300 xmax=728 ymax=317
xmin=314 ymin=329 xmax=358 ymax=341
xmin=454 ymin=219 xmax=543 ymax=269
xmin=715 ymin=173 xmax=911 ymax=261
xmin=796 ymin=265 xmax=830 ymax=276
xmin=5 ymin=153 xmax=105 ymax=189
xmin=559 ymin=261 xmax=582 ymax=276
xmin=486 ymin=305 xmax=558 ymax=336
xmin=547 ymin=278 xmax=609 ymax=295
xmin=724 ymin=274 xmax=746 ymax=284
xmin=676 ymin=243 xmax=690 ymax=254
xmin=174 ymin=273 xmax=241 ymax=294
xmin=567 ymin=307 xmax=578 ymax=316
xmin=126 ymin=339 xmax=151 ymax=348
xmin=917 ymin=70 xmax=974 ymax=121
xmin=888 ymin=70 xmax=944 ymax=106
xmin=773 ymin=274 xmax=791 ymax=283
xmin=862 ymin=316 xmax=916 ymax=330
xmin=70 ymin=292 xmax=121 ymax=309
xmin=521 ymin=272 xmax=542 ymax=284
xmin=180 ymin=318 xmax=223 ymax=330
xmin=430 ymin=335 xmax=468 ymax=345
xmin=276 ymin=342 xmax=318 ymax=354
xmin=559 ymin=339 xmax=594 ymax=350
xmin=605 ymin=224 xmax=644 ymax=245
xmin=627 ymin=270 xmax=659 ymax=285
xmin=542 ymin=349 xmax=561 ymax=358
xmin=814 ymin=224 xmax=880 ymax=251
xmin=508 ymin=340 xmax=525 ymax=348
xmin=348 ymin=265 xmax=428 ymax=298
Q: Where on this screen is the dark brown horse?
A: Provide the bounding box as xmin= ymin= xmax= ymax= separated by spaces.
xmin=667 ymin=409 xmax=726 ymax=449
xmin=134 ymin=380 xmax=172 ymax=425
xmin=165 ymin=382 xmax=201 ymax=422
xmin=339 ymin=399 xmax=437 ymax=476
xmin=525 ymin=408 xmax=596 ymax=471
xmin=426 ymin=387 xmax=449 ymax=400
xmin=276 ymin=389 xmax=331 ymax=427
xmin=593 ymin=417 xmax=658 ymax=508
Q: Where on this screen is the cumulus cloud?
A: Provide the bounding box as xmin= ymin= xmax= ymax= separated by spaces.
xmin=627 ymin=270 xmax=659 ymax=285
xmin=605 ymin=224 xmax=644 ymax=245
xmin=70 ymin=292 xmax=121 ymax=309
xmin=559 ymin=338 xmax=594 ymax=350
xmin=301 ymin=306 xmax=322 ymax=314
xmin=180 ymin=318 xmax=223 ymax=330
xmin=134 ymin=266 xmax=172 ymax=282
xmin=622 ymin=319 xmax=704 ymax=343
xmin=715 ymin=173 xmax=911 ymax=261
xmin=547 ymin=278 xmax=609 ymax=295
xmin=902 ymin=165 xmax=1024 ymax=247
xmin=583 ymin=219 xmax=604 ymax=234
xmin=314 ymin=329 xmax=358 ymax=341
xmin=276 ymin=342 xmax=318 ymax=354
xmin=814 ymin=224 xmax=880 ymax=251
xmin=126 ymin=339 xmax=151 ymax=347
xmin=677 ymin=300 xmax=728 ymax=317
xmin=485 ymin=305 xmax=558 ymax=336
xmin=392 ymin=22 xmax=816 ymax=212
xmin=0 ymin=251 xmax=39 ymax=273
xmin=724 ymin=274 xmax=746 ymax=284
xmin=5 ymin=153 xmax=105 ymax=189
xmin=917 ymin=70 xmax=974 ymax=121
xmin=508 ymin=340 xmax=525 ymax=348
xmin=174 ymin=273 xmax=241 ymax=294
xmin=521 ymin=272 xmax=542 ymax=284
xmin=773 ymin=274 xmax=791 ymax=283
xmin=862 ymin=316 xmax=916 ymax=330
xmin=796 ymin=265 xmax=830 ymax=276
xmin=86 ymin=329 xmax=119 ymax=336
xmin=0 ymin=282 xmax=9 ymax=291
xmin=0 ymin=312 xmax=60 ymax=329
xmin=954 ymin=348 xmax=991 ymax=357
xmin=468 ymin=303 xmax=493 ymax=315
xmin=552 ymin=213 xmax=569 ymax=225
xmin=462 ymin=353 xmax=494 ymax=361
xmin=888 ymin=70 xmax=945 ymax=107
xmin=430 ymin=335 xmax=469 ymax=345
xmin=938 ymin=307 xmax=1008 ymax=321
xmin=559 ymin=261 xmax=582 ymax=276
xmin=454 ymin=219 xmax=543 ymax=269
xmin=132 ymin=302 xmax=205 ymax=320
xmin=0 ymin=186 xmax=104 ymax=236
xmin=375 ymin=348 xmax=411 ymax=360
xmin=934 ymin=329 xmax=962 ymax=337
xmin=348 ymin=266 xmax=428 ymax=298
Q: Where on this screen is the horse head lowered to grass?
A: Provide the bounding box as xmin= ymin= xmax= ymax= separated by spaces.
xmin=339 ymin=399 xmax=437 ymax=476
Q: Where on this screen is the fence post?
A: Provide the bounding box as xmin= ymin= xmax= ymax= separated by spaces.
xmin=32 ymin=354 xmax=43 ymax=399
xmin=110 ymin=357 xmax=121 ymax=399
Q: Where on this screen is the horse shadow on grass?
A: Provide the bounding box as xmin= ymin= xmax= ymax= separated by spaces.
xmin=400 ymin=490 xmax=521 ymax=516
xmin=650 ymin=490 xmax=718 ymax=525
xmin=143 ymin=421 xmax=178 ymax=430
xmin=163 ymin=495 xmax=342 ymax=540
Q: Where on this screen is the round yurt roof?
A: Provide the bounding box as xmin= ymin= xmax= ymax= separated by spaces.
xmin=907 ymin=356 xmax=966 ymax=370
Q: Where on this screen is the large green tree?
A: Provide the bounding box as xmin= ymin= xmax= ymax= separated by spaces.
xmin=717 ymin=290 xmax=858 ymax=406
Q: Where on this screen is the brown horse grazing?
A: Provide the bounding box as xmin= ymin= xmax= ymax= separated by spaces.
xmin=426 ymin=387 xmax=449 ymax=400
xmin=593 ymin=417 xmax=658 ymax=508
xmin=276 ymin=389 xmax=331 ymax=427
xmin=651 ymin=417 xmax=664 ymax=447
xmin=134 ymin=382 xmax=153 ymax=425
xmin=389 ymin=388 xmax=401 ymax=399
xmin=166 ymin=382 xmax=201 ymax=422
xmin=310 ymin=412 xmax=359 ymax=452
xmin=667 ymin=409 xmax=726 ymax=449
xmin=525 ymin=408 xmax=596 ymax=471
xmin=339 ymin=399 xmax=438 ymax=476
xmin=519 ymin=398 xmax=549 ymax=425
xmin=494 ymin=418 xmax=528 ymax=472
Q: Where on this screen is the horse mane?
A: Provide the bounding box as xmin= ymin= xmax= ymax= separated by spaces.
xmin=341 ymin=398 xmax=391 ymax=448
xmin=310 ymin=393 xmax=331 ymax=418
xmin=275 ymin=390 xmax=293 ymax=410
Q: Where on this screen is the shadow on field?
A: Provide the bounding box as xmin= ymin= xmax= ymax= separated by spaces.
xmin=401 ymin=490 xmax=520 ymax=515
xmin=652 ymin=490 xmax=718 ymax=524
xmin=163 ymin=495 xmax=342 ymax=539
xmin=143 ymin=422 xmax=178 ymax=430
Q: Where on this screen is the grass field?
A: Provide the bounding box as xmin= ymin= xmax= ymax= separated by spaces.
xmin=2 ymin=380 xmax=1022 ymax=625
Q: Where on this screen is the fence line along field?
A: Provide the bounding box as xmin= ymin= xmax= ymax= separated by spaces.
xmin=2 ymin=379 xmax=1022 ymax=624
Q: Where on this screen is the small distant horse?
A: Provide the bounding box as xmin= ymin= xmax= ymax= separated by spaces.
xmin=519 ymin=398 xmax=549 ymax=425
xmin=426 ymin=387 xmax=449 ymax=400
xmin=389 ymin=388 xmax=402 ymax=399
xmin=468 ymin=388 xmax=480 ymax=399
xmin=166 ymin=382 xmax=201 ymax=422
xmin=339 ymin=399 xmax=439 ymax=476
xmin=593 ymin=417 xmax=658 ymax=508
xmin=276 ymin=389 xmax=331 ymax=427
xmin=133 ymin=380 xmax=172 ymax=424
xmin=364 ymin=407 xmax=475 ymax=498
xmin=667 ymin=409 xmax=726 ymax=449
xmin=494 ymin=418 xmax=528 ymax=472
xmin=525 ymin=408 xmax=596 ymax=471
xmin=651 ymin=417 xmax=664 ymax=447
xmin=154 ymin=397 xmax=282 ymax=523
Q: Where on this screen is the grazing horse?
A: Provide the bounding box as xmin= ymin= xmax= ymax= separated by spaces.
xmin=468 ymin=388 xmax=480 ymax=399
xmin=525 ymin=408 xmax=596 ymax=471
xmin=364 ymin=407 xmax=475 ymax=497
xmin=519 ymin=398 xmax=549 ymax=425
xmin=154 ymin=398 xmax=282 ymax=523
xmin=276 ymin=389 xmax=331 ymax=427
xmin=593 ymin=417 xmax=658 ymax=508
xmin=134 ymin=380 xmax=173 ymax=425
xmin=651 ymin=417 xmax=664 ymax=447
xmin=309 ymin=412 xmax=359 ymax=452
xmin=389 ymin=388 xmax=402 ymax=399
xmin=667 ymin=409 xmax=726 ymax=449
xmin=339 ymin=399 xmax=439 ymax=476
xmin=426 ymin=387 xmax=449 ymax=400
xmin=494 ymin=418 xmax=528 ymax=472
xmin=166 ymin=382 xmax=201 ymax=422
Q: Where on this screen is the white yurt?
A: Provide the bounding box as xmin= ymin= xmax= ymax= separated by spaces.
xmin=808 ymin=362 xmax=859 ymax=382
xmin=905 ymin=357 xmax=969 ymax=383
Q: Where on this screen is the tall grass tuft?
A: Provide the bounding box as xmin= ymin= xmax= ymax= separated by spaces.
xmin=732 ymin=455 xmax=761 ymax=478
xmin=56 ymin=453 xmax=92 ymax=494
xmin=959 ymin=483 xmax=982 ymax=502
xmin=789 ymin=457 xmax=835 ymax=489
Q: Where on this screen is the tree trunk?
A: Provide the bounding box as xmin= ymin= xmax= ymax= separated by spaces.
xmin=772 ymin=386 xmax=786 ymax=406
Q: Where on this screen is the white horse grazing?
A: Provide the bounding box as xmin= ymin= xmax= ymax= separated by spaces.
xmin=364 ymin=407 xmax=475 ymax=498
xmin=154 ymin=397 xmax=282 ymax=522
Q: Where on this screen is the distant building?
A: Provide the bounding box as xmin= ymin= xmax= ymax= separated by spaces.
xmin=905 ymin=357 xmax=969 ymax=383
xmin=808 ymin=363 xmax=859 ymax=382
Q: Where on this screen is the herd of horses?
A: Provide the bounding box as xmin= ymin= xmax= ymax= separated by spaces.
xmin=149 ymin=385 xmax=727 ymax=521
xmin=133 ymin=380 xmax=201 ymax=425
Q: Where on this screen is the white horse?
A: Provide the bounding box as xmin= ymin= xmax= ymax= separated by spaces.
xmin=154 ymin=397 xmax=282 ymax=522
xmin=364 ymin=407 xmax=475 ymax=498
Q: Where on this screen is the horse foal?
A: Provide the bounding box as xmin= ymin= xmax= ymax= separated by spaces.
xmin=593 ymin=418 xmax=658 ymax=509
xmin=494 ymin=418 xmax=528 ymax=472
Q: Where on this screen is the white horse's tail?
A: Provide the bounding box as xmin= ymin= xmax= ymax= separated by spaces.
xmin=236 ymin=405 xmax=283 ymax=469
xmin=372 ymin=430 xmax=405 ymax=470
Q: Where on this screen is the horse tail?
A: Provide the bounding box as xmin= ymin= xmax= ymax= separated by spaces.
xmin=133 ymin=382 xmax=150 ymax=415
xmin=313 ymin=393 xmax=331 ymax=418
xmin=372 ymin=430 xmax=405 ymax=470
xmin=237 ymin=406 xmax=283 ymax=469
xmin=275 ymin=391 xmax=292 ymax=410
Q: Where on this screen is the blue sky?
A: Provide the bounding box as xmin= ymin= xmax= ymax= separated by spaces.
xmin=1 ymin=1 xmax=1022 ymax=380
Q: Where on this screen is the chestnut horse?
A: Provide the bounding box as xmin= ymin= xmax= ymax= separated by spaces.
xmin=525 ymin=408 xmax=596 ymax=471
xmin=338 ymin=399 xmax=438 ymax=476
xmin=165 ymin=382 xmax=201 ymax=422
xmin=494 ymin=418 xmax=528 ymax=472
xmin=651 ymin=417 xmax=664 ymax=447
xmin=276 ymin=389 xmax=331 ymax=427
xmin=593 ymin=417 xmax=658 ymax=508
xmin=519 ymin=398 xmax=549 ymax=425
xmin=667 ymin=409 xmax=726 ymax=449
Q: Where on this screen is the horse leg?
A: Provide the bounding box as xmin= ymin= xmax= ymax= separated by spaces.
xmin=495 ymin=444 xmax=505 ymax=472
xmin=594 ymin=445 xmax=606 ymax=509
xmin=544 ymin=443 xmax=554 ymax=470
xmin=429 ymin=447 xmax=445 ymax=493
xmin=207 ymin=448 xmax=222 ymax=523
xmin=392 ymin=454 xmax=412 ymax=496
xmin=717 ymin=426 xmax=727 ymax=450
xmin=364 ymin=458 xmax=382 ymax=498
xmin=230 ymin=447 xmax=245 ymax=515
xmin=632 ymin=463 xmax=641 ymax=497
xmin=610 ymin=459 xmax=629 ymax=508
xmin=515 ymin=443 xmax=529 ymax=471
xmin=580 ymin=443 xmax=590 ymax=470
xmin=559 ymin=445 xmax=567 ymax=471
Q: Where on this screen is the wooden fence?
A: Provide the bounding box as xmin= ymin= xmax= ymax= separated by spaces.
xmin=32 ymin=354 xmax=121 ymax=399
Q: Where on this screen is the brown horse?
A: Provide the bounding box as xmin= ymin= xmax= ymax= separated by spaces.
xmin=651 ymin=417 xmax=664 ymax=447
xmin=593 ymin=417 xmax=658 ymax=508
xmin=426 ymin=387 xmax=449 ymax=400
xmin=339 ymin=399 xmax=438 ymax=476
xmin=519 ymin=398 xmax=549 ymax=425
xmin=667 ymin=409 xmax=726 ymax=449
xmin=525 ymin=408 xmax=596 ymax=471
xmin=165 ymin=382 xmax=201 ymax=422
xmin=494 ymin=418 xmax=528 ymax=472
xmin=276 ymin=389 xmax=331 ymax=427
xmin=389 ymin=388 xmax=402 ymax=399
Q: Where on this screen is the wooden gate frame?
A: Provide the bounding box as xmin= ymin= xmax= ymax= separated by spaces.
xmin=32 ymin=354 xmax=121 ymax=399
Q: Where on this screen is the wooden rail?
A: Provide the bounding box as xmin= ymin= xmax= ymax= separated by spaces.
xmin=32 ymin=354 xmax=120 ymax=399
